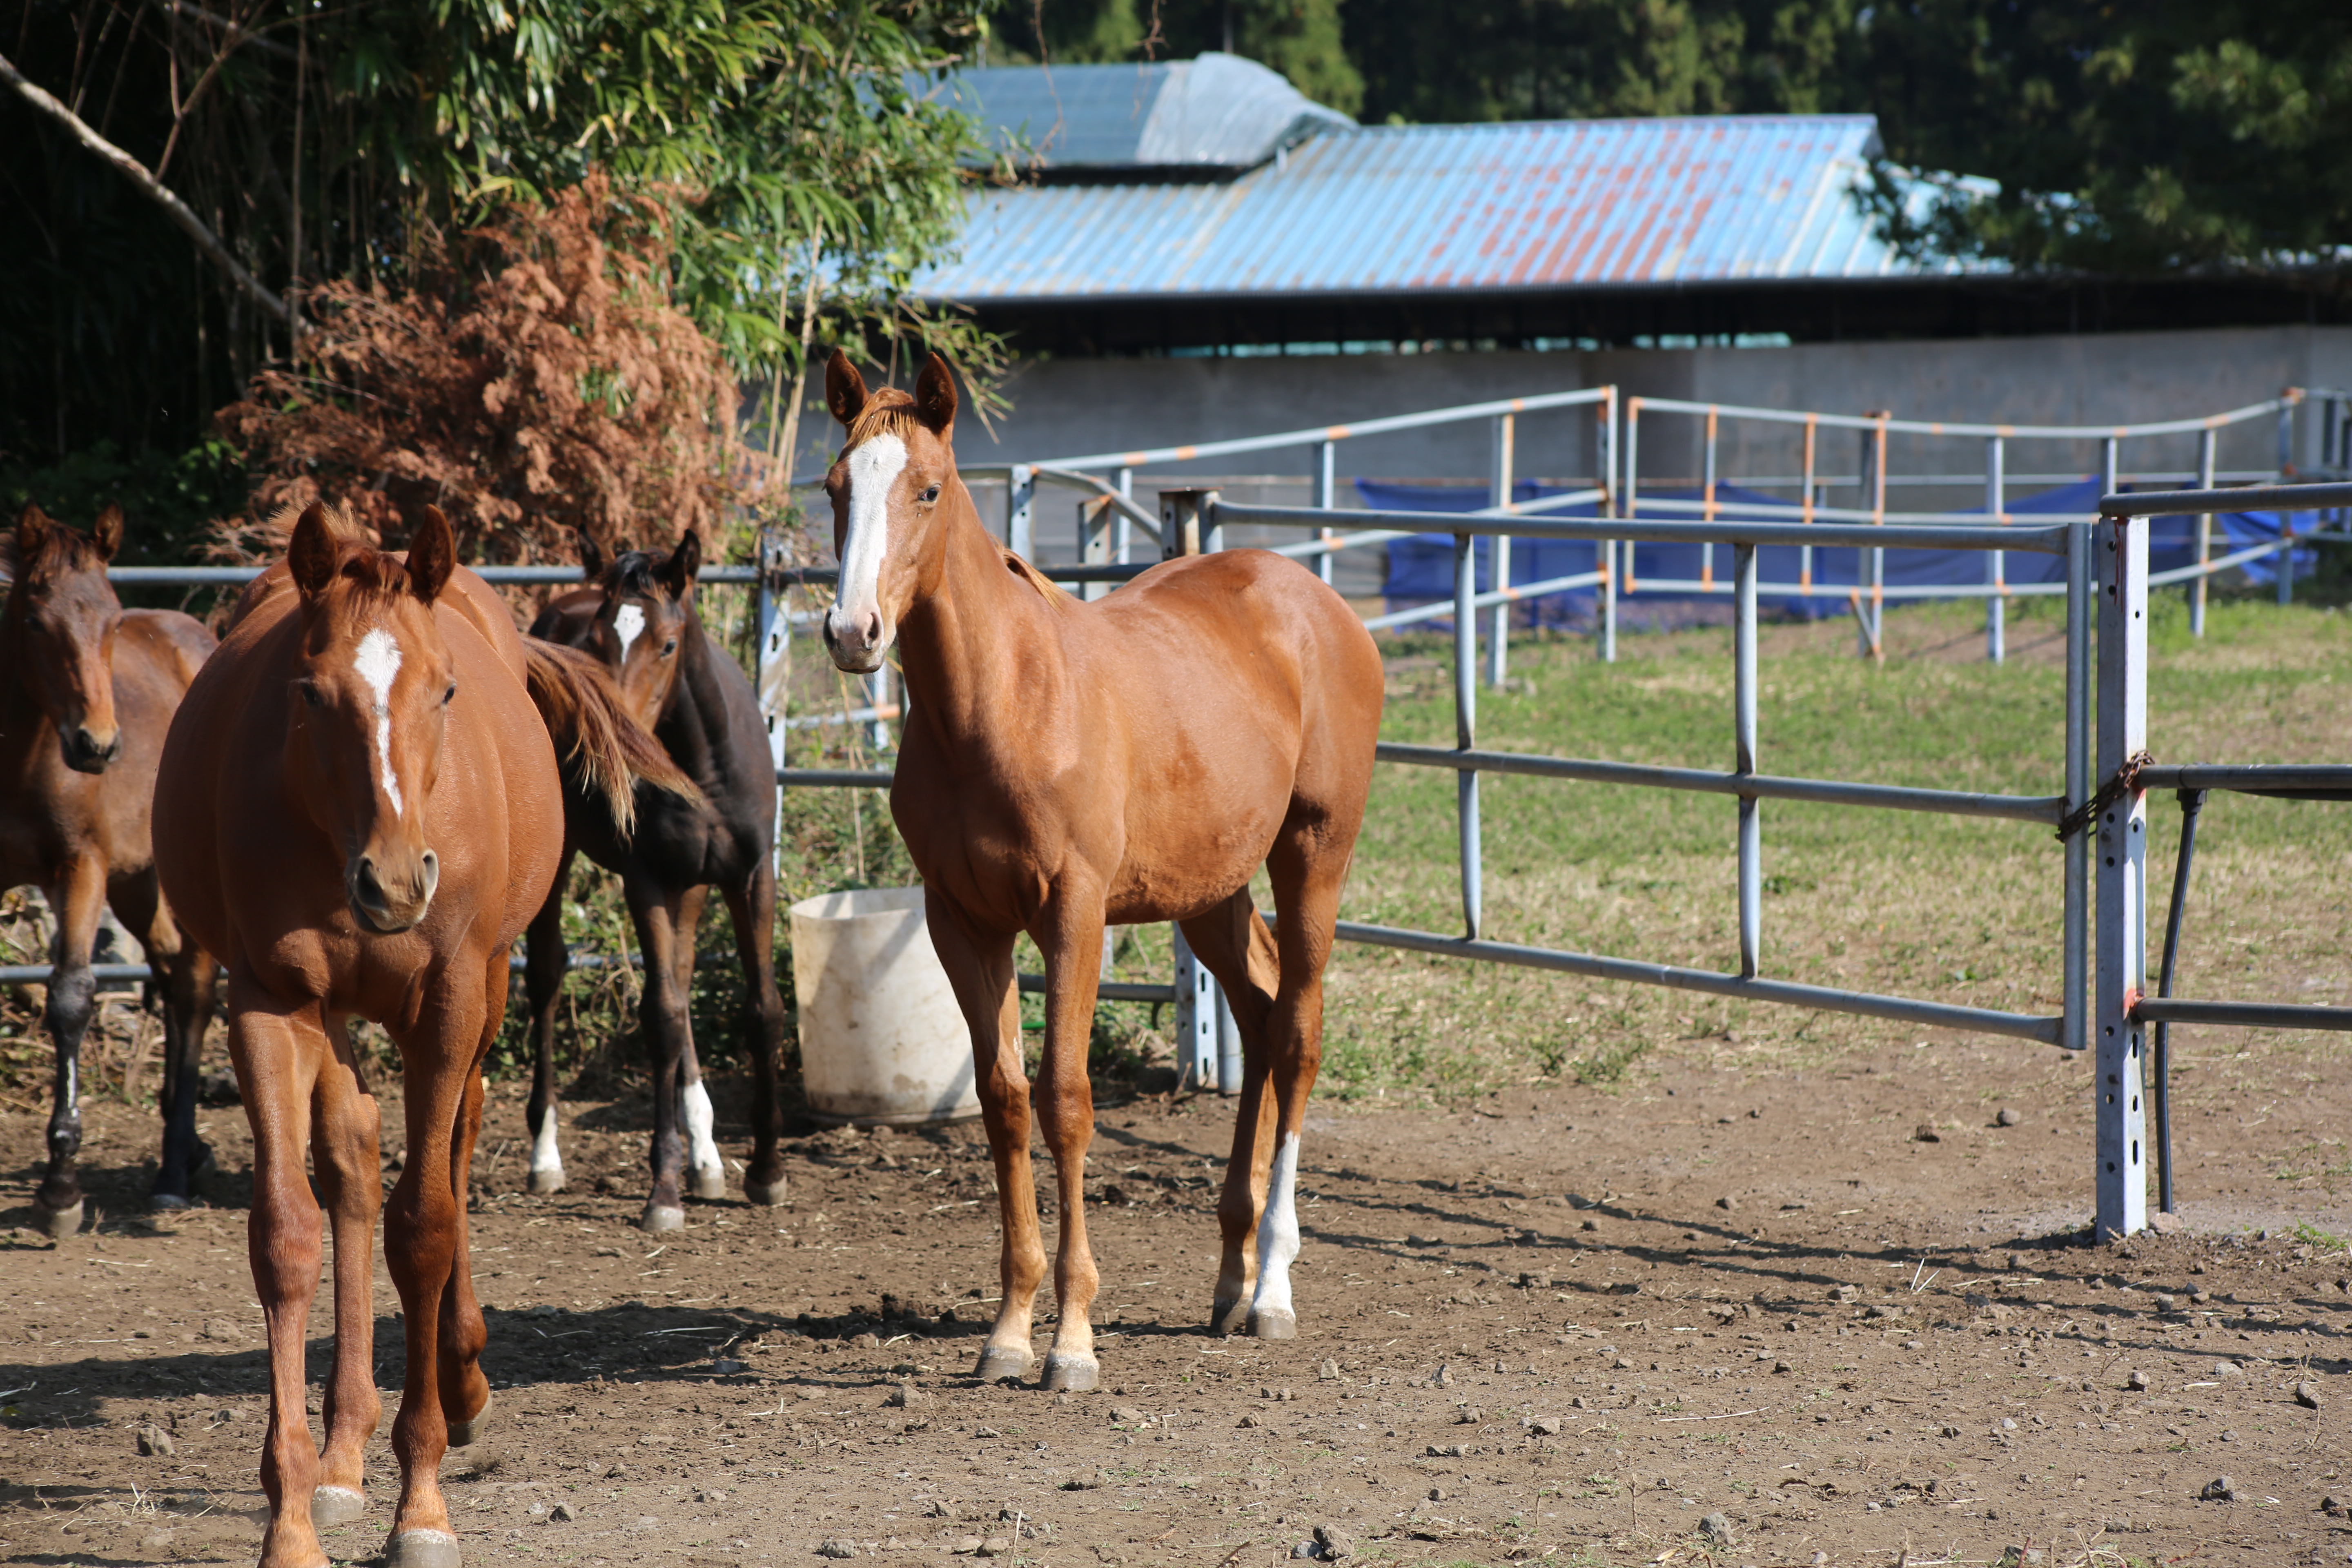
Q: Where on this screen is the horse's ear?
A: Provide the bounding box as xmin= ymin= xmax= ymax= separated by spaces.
xmin=825 ymin=350 xmax=869 ymax=429
xmin=575 ymin=528 xmax=605 ymax=581
xmin=408 ymin=505 xmax=455 ymax=605
xmin=914 ymin=353 xmax=958 ymax=432
xmin=16 ymin=504 xmax=50 ymax=561
xmin=91 ymin=504 xmax=124 ymax=561
xmin=288 ymin=503 xmax=338 ymax=599
xmin=659 ymin=529 xmax=702 ymax=599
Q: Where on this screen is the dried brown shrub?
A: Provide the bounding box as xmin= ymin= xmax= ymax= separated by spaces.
xmin=213 ymin=173 xmax=746 ymax=566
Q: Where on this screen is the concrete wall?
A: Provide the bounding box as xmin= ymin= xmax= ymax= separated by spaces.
xmin=777 ymin=324 xmax=2352 ymax=567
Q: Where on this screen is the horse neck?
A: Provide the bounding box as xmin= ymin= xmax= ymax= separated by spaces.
xmin=652 ymin=603 xmax=733 ymax=784
xmin=894 ymin=486 xmax=1062 ymax=754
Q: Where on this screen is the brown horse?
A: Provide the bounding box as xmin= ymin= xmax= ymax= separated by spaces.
xmin=820 ymin=352 xmax=1384 ymax=1390
xmin=521 ymin=534 xmax=791 ymax=1229
xmin=155 ymin=502 xmax=564 ymax=1568
xmin=0 ymin=504 xmax=218 ymax=1234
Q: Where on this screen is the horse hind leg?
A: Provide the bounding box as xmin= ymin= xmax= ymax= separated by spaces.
xmin=522 ymin=850 xmax=575 ymax=1195
xmin=722 ymin=865 xmax=788 ymax=1206
xmin=118 ymin=872 xmax=218 ymax=1211
xmin=1176 ymin=889 xmax=1283 ymax=1336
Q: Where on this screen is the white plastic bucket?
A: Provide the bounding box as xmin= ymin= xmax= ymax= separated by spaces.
xmin=789 ymin=886 xmax=979 ymax=1126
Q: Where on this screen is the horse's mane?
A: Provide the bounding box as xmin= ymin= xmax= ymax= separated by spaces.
xmin=846 ymin=387 xmax=926 ymax=448
xmin=522 ymin=637 xmax=701 ymax=837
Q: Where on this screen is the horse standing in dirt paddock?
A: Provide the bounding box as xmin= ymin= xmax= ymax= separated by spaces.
xmin=155 ymin=503 xmax=567 ymax=1568
xmin=0 ymin=503 xmax=219 ymax=1234
xmin=819 ymin=351 xmax=1385 ymax=1390
xmin=520 ymin=532 xmax=791 ymax=1230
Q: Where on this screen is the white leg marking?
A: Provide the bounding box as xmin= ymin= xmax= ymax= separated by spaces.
xmin=530 ymin=1103 xmax=563 ymax=1185
xmin=1252 ymin=1131 xmax=1303 ymax=1320
xmin=829 ymin=432 xmax=906 ymax=639
xmin=353 ymin=628 xmax=405 ymax=817
xmin=613 ymin=602 xmax=646 ymax=662
xmin=682 ymin=1079 xmax=722 ymax=1182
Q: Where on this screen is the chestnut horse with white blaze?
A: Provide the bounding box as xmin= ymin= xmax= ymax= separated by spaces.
xmin=0 ymin=504 xmax=218 ymax=1233
xmin=154 ymin=503 xmax=563 ymax=1568
xmin=820 ymin=351 xmax=1383 ymax=1390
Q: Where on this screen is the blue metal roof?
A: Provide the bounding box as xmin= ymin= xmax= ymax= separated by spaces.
xmin=917 ymin=114 xmax=1936 ymax=303
xmin=931 ymin=53 xmax=1352 ymax=171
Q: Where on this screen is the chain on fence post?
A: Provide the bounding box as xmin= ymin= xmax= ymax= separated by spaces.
xmin=2094 ymin=507 xmax=2151 ymax=1241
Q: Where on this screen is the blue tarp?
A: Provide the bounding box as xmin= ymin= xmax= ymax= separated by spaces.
xmin=1366 ymin=478 xmax=2327 ymax=628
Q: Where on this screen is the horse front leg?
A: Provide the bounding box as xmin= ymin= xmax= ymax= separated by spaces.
xmin=379 ymin=967 xmax=492 ymax=1568
xmin=523 ymin=849 xmax=575 ymax=1194
xmin=1034 ymin=896 xmax=1110 ymax=1391
xmin=223 ymin=972 xmax=334 ymax=1568
xmin=437 ymin=951 xmax=506 ymax=1451
xmin=924 ymin=888 xmax=1039 ymax=1384
xmin=668 ymin=884 xmax=727 ymax=1201
xmin=628 ymin=878 xmax=695 ymax=1232
xmin=722 ymin=863 xmax=788 ymax=1205
xmin=309 ymin=1015 xmax=382 ymax=1529
xmin=36 ymin=856 xmax=108 ymax=1237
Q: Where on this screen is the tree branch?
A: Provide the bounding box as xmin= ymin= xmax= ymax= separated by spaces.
xmin=0 ymin=44 xmax=290 ymax=326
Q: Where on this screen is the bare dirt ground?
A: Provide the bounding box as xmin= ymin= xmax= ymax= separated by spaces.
xmin=4 ymin=1023 xmax=2350 ymax=1568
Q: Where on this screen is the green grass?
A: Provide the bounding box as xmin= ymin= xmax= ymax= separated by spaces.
xmin=1313 ymin=591 xmax=2352 ymax=1104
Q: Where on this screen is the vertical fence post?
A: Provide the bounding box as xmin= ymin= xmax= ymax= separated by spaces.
xmin=1799 ymin=417 xmax=1817 ymax=615
xmin=1007 ymin=463 xmax=1035 ymax=560
xmin=1621 ymin=398 xmax=1641 ymax=618
xmin=1858 ymin=416 xmax=1887 ymax=660
xmin=1487 ymin=414 xmax=1515 ymax=688
xmin=1734 ymin=539 xmax=1760 ymax=979
xmin=1985 ymin=435 xmax=2006 ymax=665
xmin=1163 ymin=488 xmax=1230 ymax=1068
xmin=1172 ymin=924 xmax=1220 ymax=1092
xmin=1080 ymin=497 xmax=1114 ymax=603
xmin=1316 ymin=439 xmax=1337 ymax=587
xmin=1599 ymin=390 xmax=1619 ymax=664
xmin=1215 ymin=985 xmax=1242 ymax=1098
xmin=2063 ymin=522 xmax=2092 ymax=1057
xmin=1701 ymin=407 xmax=1719 ymax=592
xmin=867 ymin=665 xmax=892 ymax=752
xmin=1455 ymin=524 xmax=1482 ymax=941
xmin=2094 ymin=506 xmax=2150 ymax=1241
xmin=756 ymin=528 xmax=792 ymax=873
xmin=2192 ymin=429 xmax=2215 ymax=638
xmin=1116 ymin=466 xmax=1134 ymax=566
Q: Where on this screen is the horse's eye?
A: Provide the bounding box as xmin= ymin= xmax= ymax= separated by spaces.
xmin=920 ymin=485 xmax=941 ymax=504
xmin=443 ymin=684 xmax=457 ymax=706
xmin=299 ymin=680 xmax=323 ymax=709
xmin=662 ymin=639 xmax=677 ymax=656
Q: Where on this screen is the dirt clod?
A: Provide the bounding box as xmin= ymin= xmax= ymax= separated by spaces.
xmin=1997 ymin=1107 xmax=2022 ymax=1126
xmin=2294 ymin=1381 xmax=2321 ymax=1410
xmin=2201 ymin=1477 xmax=2238 ymax=1502
xmin=134 ymin=1423 xmax=172 ymax=1457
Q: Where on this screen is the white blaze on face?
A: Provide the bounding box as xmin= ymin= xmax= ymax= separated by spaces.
xmin=613 ymin=602 xmax=646 ymax=662
xmin=836 ymin=431 xmax=907 ymax=630
xmin=682 ymin=1079 xmax=723 ymax=1183
xmin=1252 ymin=1131 xmax=1304 ymax=1321
xmin=353 ymin=628 xmax=405 ymax=817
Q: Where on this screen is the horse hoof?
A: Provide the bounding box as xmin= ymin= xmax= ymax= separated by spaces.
xmin=1041 ymin=1352 xmax=1099 ymax=1392
xmin=527 ymin=1169 xmax=564 ymax=1196
xmin=1208 ymin=1296 xmax=1250 ymax=1337
xmin=148 ymin=1192 xmax=192 ymax=1213
xmin=743 ymin=1177 xmax=788 ymax=1207
xmin=640 ymin=1203 xmax=686 ymax=1234
xmin=1249 ymin=1307 xmax=1299 ymax=1341
xmin=447 ymin=1392 xmax=495 ymax=1448
xmin=311 ymin=1485 xmax=368 ymax=1528
xmin=385 ymin=1527 xmax=463 ymax=1568
xmin=37 ymin=1199 xmax=84 ymax=1240
xmin=973 ymin=1346 xmax=1031 ymax=1384
xmin=689 ymin=1168 xmax=727 ymax=1201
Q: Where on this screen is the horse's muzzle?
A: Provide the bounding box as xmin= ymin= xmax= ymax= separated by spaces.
xmin=348 ymin=849 xmax=439 ymax=934
xmin=60 ymin=726 xmax=121 ymax=775
xmin=822 ymin=605 xmax=889 ymax=674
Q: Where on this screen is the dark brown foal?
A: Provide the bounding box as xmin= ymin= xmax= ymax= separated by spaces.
xmin=820 ymin=353 xmax=1383 ymax=1389
xmin=156 ymin=502 xmax=564 ymax=1568
xmin=0 ymin=504 xmax=219 ymax=1233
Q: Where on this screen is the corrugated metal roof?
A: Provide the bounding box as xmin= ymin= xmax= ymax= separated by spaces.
xmin=917 ymin=114 xmax=1936 ymax=303
xmin=932 ymin=53 xmax=1352 ymax=170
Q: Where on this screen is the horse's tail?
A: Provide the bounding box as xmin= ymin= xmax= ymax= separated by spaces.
xmin=522 ymin=637 xmax=702 ymax=838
